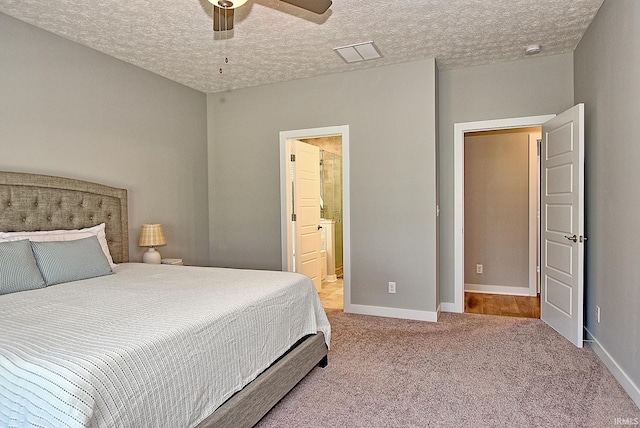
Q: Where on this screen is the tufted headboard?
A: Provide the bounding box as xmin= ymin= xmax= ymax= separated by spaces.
xmin=0 ymin=171 xmax=129 ymax=263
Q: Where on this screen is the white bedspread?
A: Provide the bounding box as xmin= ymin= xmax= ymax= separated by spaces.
xmin=0 ymin=263 xmax=330 ymax=428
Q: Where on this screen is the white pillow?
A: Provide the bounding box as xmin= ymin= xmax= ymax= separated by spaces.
xmin=0 ymin=223 xmax=116 ymax=268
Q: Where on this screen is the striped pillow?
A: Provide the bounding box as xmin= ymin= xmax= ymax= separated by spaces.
xmin=0 ymin=223 xmax=116 ymax=268
xmin=0 ymin=239 xmax=46 ymax=295
xmin=31 ymin=236 xmax=113 ymax=286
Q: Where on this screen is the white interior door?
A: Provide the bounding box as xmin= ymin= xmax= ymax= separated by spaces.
xmin=541 ymin=103 xmax=585 ymax=348
xmin=293 ymin=140 xmax=322 ymax=291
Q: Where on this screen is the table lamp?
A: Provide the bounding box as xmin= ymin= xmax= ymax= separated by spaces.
xmin=138 ymin=224 xmax=167 ymax=264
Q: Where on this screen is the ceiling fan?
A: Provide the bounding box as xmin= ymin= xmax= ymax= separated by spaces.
xmin=207 ymin=0 xmax=332 ymax=31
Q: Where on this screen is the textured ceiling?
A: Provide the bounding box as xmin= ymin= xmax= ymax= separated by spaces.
xmin=0 ymin=0 xmax=603 ymax=93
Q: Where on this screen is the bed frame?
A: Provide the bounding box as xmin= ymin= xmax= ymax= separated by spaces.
xmin=0 ymin=170 xmax=328 ymax=428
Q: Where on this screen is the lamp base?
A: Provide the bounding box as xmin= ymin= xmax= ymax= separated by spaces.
xmin=142 ymin=247 xmax=162 ymax=264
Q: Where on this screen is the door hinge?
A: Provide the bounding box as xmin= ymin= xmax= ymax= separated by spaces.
xmin=291 ymin=213 xmax=297 ymax=221
xmin=537 ymin=139 xmax=542 ymax=156
xmin=290 ymin=154 xmax=296 ymax=162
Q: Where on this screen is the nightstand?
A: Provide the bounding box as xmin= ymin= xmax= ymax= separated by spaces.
xmin=161 ymin=258 xmax=183 ymax=266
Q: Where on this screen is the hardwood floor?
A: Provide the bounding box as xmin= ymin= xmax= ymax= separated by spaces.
xmin=465 ymin=292 xmax=540 ymax=318
xmin=318 ymin=281 xmax=539 ymax=319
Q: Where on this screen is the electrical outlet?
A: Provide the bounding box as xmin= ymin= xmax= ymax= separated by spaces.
xmin=596 ymin=305 xmax=601 ymax=323
xmin=388 ymin=281 xmax=396 ymax=294
xmin=476 ymin=264 xmax=483 ymax=274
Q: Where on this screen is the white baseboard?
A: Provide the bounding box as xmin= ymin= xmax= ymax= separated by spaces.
xmin=585 ymin=327 xmax=640 ymax=409
xmin=345 ymin=303 xmax=438 ymax=322
xmin=465 ymin=283 xmax=536 ymax=296
xmin=440 ymin=302 xmax=457 ymax=313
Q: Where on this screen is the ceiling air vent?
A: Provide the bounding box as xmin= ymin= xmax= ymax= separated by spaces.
xmin=334 ymin=41 xmax=383 ymax=63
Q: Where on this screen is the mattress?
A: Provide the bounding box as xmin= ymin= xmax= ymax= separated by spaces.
xmin=0 ymin=263 xmax=330 ymax=428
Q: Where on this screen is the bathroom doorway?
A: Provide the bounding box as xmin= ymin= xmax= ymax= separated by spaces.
xmin=302 ymin=137 xmax=344 ymax=310
xmin=279 ymin=125 xmax=350 ymax=312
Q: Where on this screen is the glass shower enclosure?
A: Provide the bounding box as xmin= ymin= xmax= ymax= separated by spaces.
xmin=320 ymin=150 xmax=343 ymax=274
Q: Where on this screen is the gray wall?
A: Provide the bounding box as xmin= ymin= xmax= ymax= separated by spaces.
xmin=574 ymin=0 xmax=640 ymax=391
xmin=0 ymin=13 xmax=210 ymax=265
xmin=208 ymin=59 xmax=439 ymax=312
xmin=438 ymin=54 xmax=575 ymax=303
xmin=464 ymin=130 xmax=529 ymax=288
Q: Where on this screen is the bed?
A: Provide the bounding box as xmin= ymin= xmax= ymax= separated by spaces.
xmin=0 ymin=171 xmax=330 ymax=428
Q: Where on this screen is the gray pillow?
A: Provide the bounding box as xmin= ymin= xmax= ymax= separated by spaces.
xmin=31 ymin=236 xmax=113 ymax=286
xmin=0 ymin=239 xmax=46 ymax=295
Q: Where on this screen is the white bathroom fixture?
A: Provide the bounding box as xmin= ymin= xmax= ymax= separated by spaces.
xmin=320 ymin=218 xmax=337 ymax=282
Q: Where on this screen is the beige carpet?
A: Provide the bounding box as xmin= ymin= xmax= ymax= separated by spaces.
xmin=257 ymin=310 xmax=639 ymax=427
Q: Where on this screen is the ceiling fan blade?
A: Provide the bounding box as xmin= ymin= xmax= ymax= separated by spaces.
xmin=280 ymin=0 xmax=332 ymax=14
xmin=213 ymin=5 xmax=235 ymax=31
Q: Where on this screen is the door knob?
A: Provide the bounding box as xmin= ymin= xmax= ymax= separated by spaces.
xmin=317 ymin=225 xmax=323 ymax=230
xmin=564 ymin=234 xmax=578 ymax=242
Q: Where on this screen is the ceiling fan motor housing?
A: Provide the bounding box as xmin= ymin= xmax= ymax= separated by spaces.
xmin=213 ymin=6 xmax=234 ymax=31
xmin=210 ymin=0 xmax=332 ymax=32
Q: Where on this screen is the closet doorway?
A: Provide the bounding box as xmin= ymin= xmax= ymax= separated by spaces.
xmin=454 ymin=106 xmax=586 ymax=348
xmin=463 ymin=127 xmax=541 ymax=318
xmin=452 ymin=114 xmax=556 ymax=315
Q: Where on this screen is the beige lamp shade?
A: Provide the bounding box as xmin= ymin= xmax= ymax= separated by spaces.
xmin=138 ymin=224 xmax=167 ymax=248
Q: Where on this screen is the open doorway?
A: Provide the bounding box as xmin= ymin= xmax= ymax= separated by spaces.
xmin=452 ymin=114 xmax=555 ymax=314
xmin=299 ymin=136 xmax=344 ymax=310
xmin=463 ymin=127 xmax=541 ymax=318
xmin=279 ymin=125 xmax=351 ymax=312
xmin=453 ymin=106 xmax=585 ymax=347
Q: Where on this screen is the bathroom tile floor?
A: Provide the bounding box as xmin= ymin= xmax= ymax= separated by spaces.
xmin=318 ymin=278 xmax=343 ymax=310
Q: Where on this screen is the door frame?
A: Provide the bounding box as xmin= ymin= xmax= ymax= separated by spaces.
xmin=279 ymin=125 xmax=351 ymax=309
xmin=451 ymin=115 xmax=555 ymax=313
